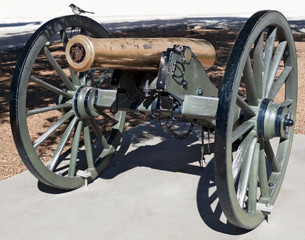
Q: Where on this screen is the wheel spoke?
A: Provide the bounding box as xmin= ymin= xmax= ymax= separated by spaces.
xmin=86 ymin=69 xmax=96 ymax=86
xmin=268 ymin=66 xmax=292 ymax=99
xmin=60 ymin=29 xmax=82 ymax=86
xmin=48 ymin=116 xmax=79 ymax=171
xmin=258 ymin=141 xmax=270 ymax=200
xmin=264 ymin=139 xmax=280 ymax=172
xmin=68 ymin=120 xmax=83 ymax=177
xmin=114 ymin=111 xmax=126 ymax=129
xmin=236 ymin=95 xmax=256 ymax=117
xmin=100 ymin=111 xmax=119 ymax=124
xmin=69 ymin=67 xmax=81 ymax=86
xmin=99 ymin=146 xmax=116 ymax=159
xmin=81 ymin=27 xmax=88 ymax=35
xmin=30 ymin=75 xmax=73 ymax=99
xmin=33 ymin=110 xmax=74 ymax=149
xmin=83 ymin=121 xmax=94 ymax=169
xmin=233 ymin=132 xmax=255 ymax=182
xmin=27 ymin=102 xmax=72 ymax=116
xmin=79 ymin=72 xmax=86 ymax=86
xmin=265 ymin=41 xmax=287 ymax=98
xmin=43 ymin=46 xmax=75 ymax=90
xmin=60 ymin=29 xmax=68 ymax=48
xmin=92 ymin=69 xmax=113 ymax=87
xmin=279 ymin=99 xmax=293 ymax=107
xmin=232 ymin=105 xmax=242 ymax=126
xmin=262 ymin=27 xmax=277 ymax=97
xmin=243 ymin=56 xmax=258 ymax=106
xmin=88 ymin=118 xmax=110 ymax=149
xmin=237 ymin=137 xmax=257 ymax=208
xmin=248 ymin=142 xmax=260 ymax=213
xmin=232 ymin=120 xmax=255 ymax=143
xmin=276 ymin=138 xmax=290 ymax=170
xmin=68 ymin=26 xmax=76 ymax=39
xmin=253 ymin=32 xmax=264 ymax=99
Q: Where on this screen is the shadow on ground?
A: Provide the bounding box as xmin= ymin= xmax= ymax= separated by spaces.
xmin=96 ymin=121 xmax=250 ymax=235
xmin=34 ymin=120 xmax=250 ymax=234
xmin=1 ymin=16 xmax=305 ymax=51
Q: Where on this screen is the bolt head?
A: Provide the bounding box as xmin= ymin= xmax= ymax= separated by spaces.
xmin=197 ymin=88 xmax=203 ymax=95
xmin=284 ymin=118 xmax=294 ymax=127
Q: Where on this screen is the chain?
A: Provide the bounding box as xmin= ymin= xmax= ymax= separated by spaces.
xmin=205 ymin=126 xmax=212 ymax=153
xmin=158 ymin=118 xmax=195 ymax=140
xmin=200 ymin=126 xmax=205 ymax=167
xmin=158 ymin=117 xmax=213 ymax=168
xmin=200 ymin=126 xmax=212 ymax=168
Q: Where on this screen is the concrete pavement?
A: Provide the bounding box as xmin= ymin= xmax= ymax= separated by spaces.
xmin=0 ymin=121 xmax=304 ymax=240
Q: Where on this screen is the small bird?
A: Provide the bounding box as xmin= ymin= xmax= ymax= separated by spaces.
xmin=69 ymin=4 xmax=95 ymax=15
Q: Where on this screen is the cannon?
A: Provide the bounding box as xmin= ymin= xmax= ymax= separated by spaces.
xmin=10 ymin=10 xmax=297 ymax=229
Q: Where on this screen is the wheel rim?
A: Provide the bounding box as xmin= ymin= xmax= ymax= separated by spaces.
xmin=10 ymin=15 xmax=126 ymax=189
xmin=215 ymin=11 xmax=297 ymax=229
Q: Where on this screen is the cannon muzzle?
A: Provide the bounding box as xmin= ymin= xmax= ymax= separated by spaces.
xmin=65 ymin=35 xmax=216 ymax=72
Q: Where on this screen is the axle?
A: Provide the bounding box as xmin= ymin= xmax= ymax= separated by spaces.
xmin=72 ymin=86 xmax=219 ymax=124
xmin=65 ymin=35 xmax=216 ymax=72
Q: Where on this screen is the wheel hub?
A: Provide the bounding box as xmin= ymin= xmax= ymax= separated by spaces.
xmin=74 ymin=86 xmax=98 ymax=118
xmin=257 ymin=98 xmax=294 ymax=140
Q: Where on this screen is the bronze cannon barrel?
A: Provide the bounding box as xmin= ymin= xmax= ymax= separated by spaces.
xmin=65 ymin=35 xmax=216 ymax=72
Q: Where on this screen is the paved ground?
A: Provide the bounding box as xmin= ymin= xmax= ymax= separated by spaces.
xmin=0 ymin=121 xmax=304 ymax=240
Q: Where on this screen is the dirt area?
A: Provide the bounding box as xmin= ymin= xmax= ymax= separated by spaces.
xmin=0 ymin=26 xmax=305 ymax=181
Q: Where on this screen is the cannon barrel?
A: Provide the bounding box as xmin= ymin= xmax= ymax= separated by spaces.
xmin=65 ymin=35 xmax=216 ymax=72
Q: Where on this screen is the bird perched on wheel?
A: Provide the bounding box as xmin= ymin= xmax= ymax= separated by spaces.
xmin=69 ymin=4 xmax=95 ymax=15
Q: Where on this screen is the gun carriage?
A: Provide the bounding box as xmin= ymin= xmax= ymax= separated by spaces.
xmin=10 ymin=10 xmax=297 ymax=229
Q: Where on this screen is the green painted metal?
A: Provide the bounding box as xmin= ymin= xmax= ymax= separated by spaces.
xmin=10 ymin=15 xmax=126 ymax=189
xmin=92 ymin=48 xmax=219 ymax=123
xmin=214 ymin=11 xmax=297 ymax=229
xmin=158 ymin=50 xmax=218 ymax=100
xmin=181 ymin=95 xmax=218 ymax=121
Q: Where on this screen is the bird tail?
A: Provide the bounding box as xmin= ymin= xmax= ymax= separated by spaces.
xmin=85 ymin=11 xmax=95 ymax=14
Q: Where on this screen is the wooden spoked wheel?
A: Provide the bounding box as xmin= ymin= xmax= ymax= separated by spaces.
xmin=215 ymin=11 xmax=297 ymax=229
xmin=10 ymin=16 xmax=126 ymax=189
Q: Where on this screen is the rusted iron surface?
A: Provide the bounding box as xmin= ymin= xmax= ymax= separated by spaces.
xmin=65 ymin=35 xmax=216 ymax=71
